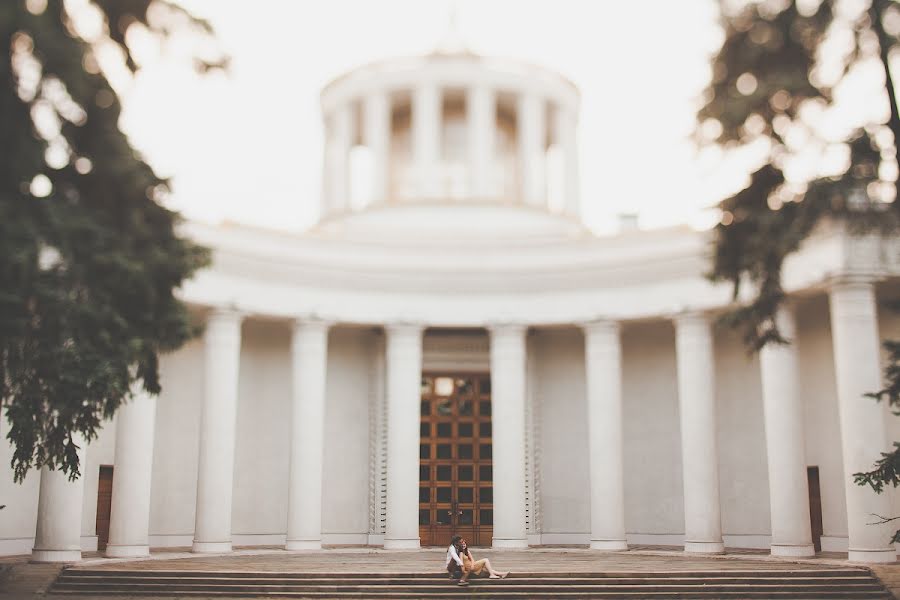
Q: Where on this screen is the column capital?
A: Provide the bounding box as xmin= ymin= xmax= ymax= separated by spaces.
xmin=487 ymin=322 xmax=528 ymax=337
xmin=672 ymin=310 xmax=711 ymax=330
xmin=827 ymin=273 xmax=880 ymax=291
xmin=579 ymin=319 xmax=620 ymax=336
xmin=292 ymin=317 xmax=333 ymax=335
xmin=207 ymin=307 xmax=245 ymax=324
xmin=383 ymin=322 xmax=425 ymax=337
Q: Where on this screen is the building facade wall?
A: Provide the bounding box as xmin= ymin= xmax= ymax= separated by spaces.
xmin=622 ymin=321 xmax=684 ymax=542
xmin=796 ymin=295 xmax=848 ymax=549
xmin=149 ymin=338 xmax=204 ymax=546
xmin=532 ymin=328 xmax=590 ymax=541
xmin=322 ymin=327 xmax=374 ymax=542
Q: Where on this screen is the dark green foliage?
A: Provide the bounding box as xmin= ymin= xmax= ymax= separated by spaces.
xmin=0 ymin=0 xmax=223 ymax=481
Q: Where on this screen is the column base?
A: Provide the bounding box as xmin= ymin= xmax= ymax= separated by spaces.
xmin=684 ymin=541 xmax=725 ymax=554
xmin=286 ymin=539 xmax=322 ymax=551
xmin=31 ymin=549 xmax=81 ymax=563
xmin=191 ymin=541 xmax=232 ymax=554
xmin=770 ymin=543 xmax=815 ymax=558
xmin=590 ymin=539 xmax=628 ymax=551
xmin=491 ymin=538 xmax=529 ymax=549
xmin=848 ymin=548 xmax=898 ymax=563
xmin=105 ymin=544 xmax=150 ymax=558
xmin=383 ymin=538 xmax=420 ymax=550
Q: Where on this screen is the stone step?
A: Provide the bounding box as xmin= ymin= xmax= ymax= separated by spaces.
xmin=60 ymin=568 xmax=873 ymax=578
xmin=46 ymin=590 xmax=895 ymax=599
xmin=54 ymin=574 xmax=881 ymax=585
xmin=51 ymin=568 xmax=892 ymax=599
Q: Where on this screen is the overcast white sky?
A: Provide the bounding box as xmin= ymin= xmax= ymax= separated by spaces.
xmin=115 ymin=1 xmax=757 ymax=234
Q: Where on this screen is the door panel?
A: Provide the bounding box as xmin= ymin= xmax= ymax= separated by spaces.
xmin=419 ymin=374 xmax=492 ymax=547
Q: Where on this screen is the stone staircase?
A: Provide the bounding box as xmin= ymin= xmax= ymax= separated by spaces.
xmin=50 ymin=567 xmax=894 ymax=598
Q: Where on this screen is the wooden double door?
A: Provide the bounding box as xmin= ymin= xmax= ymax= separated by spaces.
xmin=419 ymin=374 xmax=493 ymax=547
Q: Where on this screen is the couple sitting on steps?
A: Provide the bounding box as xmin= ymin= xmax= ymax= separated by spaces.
xmin=445 ymin=535 xmax=509 ymax=586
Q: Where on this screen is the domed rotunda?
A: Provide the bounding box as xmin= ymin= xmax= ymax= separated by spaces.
xmin=4 ymin=44 xmax=900 ymax=565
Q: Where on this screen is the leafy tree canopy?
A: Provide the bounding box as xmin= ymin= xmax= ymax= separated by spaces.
xmin=699 ymin=0 xmax=900 ymax=350
xmin=0 ymin=0 xmax=224 ymax=482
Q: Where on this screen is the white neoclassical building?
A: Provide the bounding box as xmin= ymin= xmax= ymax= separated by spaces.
xmin=3 ymin=46 xmax=900 ymax=565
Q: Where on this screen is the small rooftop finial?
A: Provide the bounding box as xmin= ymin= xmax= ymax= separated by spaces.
xmin=435 ymin=1 xmax=468 ymax=54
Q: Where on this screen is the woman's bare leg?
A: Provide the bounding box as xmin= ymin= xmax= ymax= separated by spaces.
xmin=483 ymin=559 xmax=508 ymax=578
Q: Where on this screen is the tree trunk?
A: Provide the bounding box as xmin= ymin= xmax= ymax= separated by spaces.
xmin=870 ymin=0 xmax=900 ymax=208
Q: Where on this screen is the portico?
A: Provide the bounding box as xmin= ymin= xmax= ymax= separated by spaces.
xmin=28 ymin=265 xmax=889 ymax=562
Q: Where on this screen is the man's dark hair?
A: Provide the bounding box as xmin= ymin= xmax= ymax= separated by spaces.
xmin=450 ymin=535 xmax=462 ymax=547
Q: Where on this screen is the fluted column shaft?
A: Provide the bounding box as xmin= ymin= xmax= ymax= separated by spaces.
xmin=106 ymin=388 xmax=157 ymax=558
xmin=286 ymin=320 xmax=330 ymax=550
xmin=193 ymin=309 xmax=243 ymax=553
xmin=583 ymin=321 xmax=628 ymax=551
xmin=829 ymin=280 xmax=896 ymax=563
xmin=490 ymin=324 xmax=528 ymax=549
xmin=383 ymin=324 xmax=424 ymax=549
xmin=674 ymin=313 xmax=724 ymax=554
xmin=31 ymin=434 xmax=87 ymax=563
xmin=467 ymin=86 xmax=495 ymax=198
xmin=364 ymin=92 xmax=391 ymax=205
xmin=758 ymin=306 xmax=815 ymax=557
xmin=412 ymin=84 xmax=441 ymax=198
xmin=517 ymin=94 xmax=546 ymax=207
xmin=554 ymin=106 xmax=579 ymax=217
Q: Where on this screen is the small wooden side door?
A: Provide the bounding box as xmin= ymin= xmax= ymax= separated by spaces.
xmin=807 ymin=466 xmax=823 ymax=553
xmin=96 ymin=466 xmax=114 ymax=551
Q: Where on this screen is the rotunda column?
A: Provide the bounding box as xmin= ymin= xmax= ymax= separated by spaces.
xmin=582 ymin=320 xmax=628 ymax=551
xmin=674 ymin=313 xmax=724 ymax=554
xmin=412 ymin=84 xmax=441 ymax=198
xmin=554 ymin=106 xmax=579 ymax=217
xmin=467 ymin=86 xmax=495 ymax=198
xmin=383 ymin=323 xmax=424 ymax=549
xmin=364 ymin=91 xmax=391 ymax=205
xmin=324 ymin=103 xmax=354 ymax=217
xmin=192 ymin=308 xmax=243 ymax=554
xmin=517 ymin=93 xmax=546 ymax=208
xmin=286 ymin=319 xmax=331 ymax=550
xmin=489 ymin=324 xmax=528 ymax=549
xmin=105 ymin=387 xmax=157 ymax=558
xmin=31 ymin=434 xmax=87 ymax=563
xmin=758 ymin=305 xmax=815 ymax=557
xmin=829 ymin=278 xmax=896 ymax=563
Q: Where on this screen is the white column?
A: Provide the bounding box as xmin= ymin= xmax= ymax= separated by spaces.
xmin=583 ymin=321 xmax=628 ymax=551
xmin=383 ymin=323 xmax=423 ymax=549
xmin=324 ymin=104 xmax=354 ymax=216
xmin=674 ymin=313 xmax=724 ymax=554
xmin=554 ymin=106 xmax=579 ymax=217
xmin=364 ymin=92 xmax=391 ymax=205
xmin=829 ymin=279 xmax=896 ymax=563
xmin=412 ymin=84 xmax=441 ymax=198
xmin=105 ymin=388 xmax=157 ymax=558
xmin=467 ymin=86 xmax=495 ymax=198
xmin=517 ymin=94 xmax=546 ymax=207
xmin=490 ymin=324 xmax=528 ymax=549
xmin=192 ymin=308 xmax=243 ymax=554
xmin=758 ymin=306 xmax=815 ymax=557
xmin=32 ymin=436 xmax=87 ymax=563
xmin=286 ymin=319 xmax=330 ymax=550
